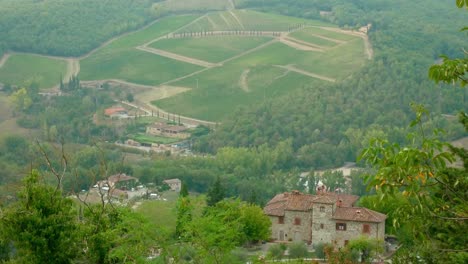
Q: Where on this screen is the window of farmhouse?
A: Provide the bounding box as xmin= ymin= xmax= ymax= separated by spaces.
xmin=294 ymin=217 xmax=301 ymax=225
xmin=336 ymin=223 xmax=347 ymax=231
xmin=320 ymin=206 xmax=325 ymax=212
xmin=363 ymin=224 xmax=371 ymax=233
xmin=278 ymin=216 xmax=284 ymax=224
xmin=320 ymin=223 xmax=324 ymax=229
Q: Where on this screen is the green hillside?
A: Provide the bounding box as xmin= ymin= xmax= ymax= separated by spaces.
xmin=0 ymin=54 xmax=67 ymax=89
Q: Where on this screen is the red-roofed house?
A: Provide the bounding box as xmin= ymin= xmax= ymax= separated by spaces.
xmin=104 ymin=107 xmax=128 ymax=118
xmin=264 ymin=190 xmax=386 ymax=247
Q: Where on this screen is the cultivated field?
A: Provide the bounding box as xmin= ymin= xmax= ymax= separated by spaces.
xmin=289 ymin=29 xmax=340 ymax=47
xmin=0 ymin=8 xmax=369 ymax=123
xmin=149 ymin=36 xmax=272 ymax=63
xmin=153 ymin=31 xmax=366 ymax=120
xmin=178 ymin=10 xmax=334 ymax=33
xmin=80 ymin=49 xmax=202 ymax=86
xmin=0 ymin=53 xmax=67 ymax=89
xmin=79 ymin=15 xmax=202 ymax=85
xmin=156 ymin=0 xmax=231 ymax=13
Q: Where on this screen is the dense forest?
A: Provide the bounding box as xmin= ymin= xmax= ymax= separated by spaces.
xmin=0 ymin=0 xmax=162 ymax=56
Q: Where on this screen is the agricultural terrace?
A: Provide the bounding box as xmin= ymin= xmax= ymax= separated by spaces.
xmin=79 ymin=15 xmax=202 ymax=85
xmin=146 ymin=11 xmax=368 ymax=121
xmin=0 ymin=53 xmax=67 ymax=89
xmin=149 ymin=36 xmax=273 ymax=63
xmin=1 ymin=9 xmax=369 ymax=123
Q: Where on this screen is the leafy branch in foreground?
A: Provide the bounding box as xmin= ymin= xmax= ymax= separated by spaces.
xmin=359 ymin=105 xmax=467 ymax=262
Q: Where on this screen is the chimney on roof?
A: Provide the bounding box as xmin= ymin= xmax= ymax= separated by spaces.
xmin=356 ymin=209 xmax=361 ymax=216
xmin=292 ymin=190 xmax=300 ymax=195
xmin=336 ymin=199 xmax=343 ymax=207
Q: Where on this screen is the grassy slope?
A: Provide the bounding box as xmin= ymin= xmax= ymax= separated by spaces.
xmin=137 ymin=192 xmax=206 ymax=233
xmin=149 ymin=36 xmax=272 ymax=63
xmin=0 ymin=54 xmax=67 ymax=89
xmin=79 ymin=15 xmax=202 ymax=85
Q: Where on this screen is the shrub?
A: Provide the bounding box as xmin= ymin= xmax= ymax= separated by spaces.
xmin=314 ymin=242 xmax=327 ymax=259
xmin=267 ymin=244 xmax=284 ymax=260
xmin=288 ymin=242 xmax=308 ymax=259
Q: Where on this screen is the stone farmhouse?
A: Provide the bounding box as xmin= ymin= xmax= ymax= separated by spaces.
xmin=146 ymin=122 xmax=190 ymax=139
xmin=264 ymin=189 xmax=386 ymax=248
xmin=95 ymin=173 xmax=139 ymax=199
xmin=163 ymin=178 xmax=182 ymax=191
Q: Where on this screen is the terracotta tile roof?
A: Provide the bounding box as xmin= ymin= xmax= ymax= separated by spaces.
xmin=104 ymin=107 xmax=127 ymax=116
xmin=333 ymin=207 xmax=387 ymax=223
xmin=108 ymin=174 xmax=137 ymax=183
xmin=163 ymin=178 xmax=181 ymax=184
xmin=264 ymin=191 xmax=359 ymax=216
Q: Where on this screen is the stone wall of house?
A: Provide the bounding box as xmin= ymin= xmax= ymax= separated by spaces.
xmin=284 ymin=210 xmax=312 ymax=242
xmin=269 ymin=216 xmax=282 ymax=241
xmin=311 ymin=203 xmax=335 ymax=246
xmin=333 ymin=221 xmax=385 ymax=247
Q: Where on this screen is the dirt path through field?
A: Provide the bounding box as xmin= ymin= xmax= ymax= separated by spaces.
xmin=81 ymin=79 xmax=156 ymax=90
xmin=229 ymin=11 xmax=245 ymax=29
xmin=136 ymin=85 xmax=191 ymax=102
xmin=219 ymin=13 xmax=231 ymax=27
xmin=284 ymin=36 xmax=325 ymax=50
xmin=206 ymin=16 xmax=217 ymax=29
xmin=143 ymin=15 xmax=208 ymax=47
xmin=317 ymin=26 xmax=373 ymax=60
xmin=131 ymin=98 xmax=217 ymax=127
xmin=238 ymin=69 xmax=250 ymax=92
xmin=279 ymin=38 xmax=323 ymax=51
xmin=227 ymin=0 xmax=235 ymax=9
xmin=136 ymin=46 xmax=219 ymax=67
xmin=0 ymin=53 xmax=10 ymax=68
xmin=64 ymin=58 xmax=80 ymax=81
xmin=274 ymin=65 xmax=336 ymax=82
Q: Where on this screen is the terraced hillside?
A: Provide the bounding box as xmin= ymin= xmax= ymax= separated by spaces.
xmin=0 ymin=9 xmax=370 ymax=122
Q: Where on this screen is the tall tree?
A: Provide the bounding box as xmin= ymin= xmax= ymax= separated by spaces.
xmin=175 ymin=182 xmax=192 ymax=239
xmin=0 ymin=170 xmax=79 ymax=263
xmin=207 ymin=175 xmax=225 ymax=206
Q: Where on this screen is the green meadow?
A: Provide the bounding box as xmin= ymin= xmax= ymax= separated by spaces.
xmin=149 ymin=36 xmax=272 ymax=63
xmin=0 ymin=54 xmax=67 ymax=89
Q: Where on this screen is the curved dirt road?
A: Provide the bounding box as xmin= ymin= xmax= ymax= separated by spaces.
xmin=0 ymin=53 xmax=11 ymax=68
